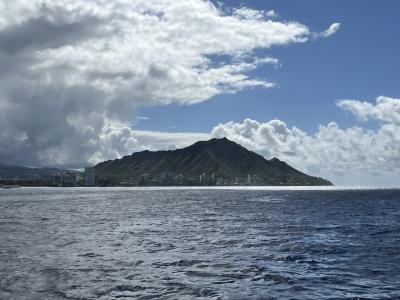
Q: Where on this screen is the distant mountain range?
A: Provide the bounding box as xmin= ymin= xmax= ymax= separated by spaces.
xmin=0 ymin=164 xmax=66 ymax=179
xmin=95 ymin=138 xmax=332 ymax=186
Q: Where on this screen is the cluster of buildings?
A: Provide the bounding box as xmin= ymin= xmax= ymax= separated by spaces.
xmin=137 ymin=172 xmax=187 ymax=186
xmin=0 ymin=174 xmax=62 ymax=187
xmin=53 ymin=172 xmax=82 ymax=187
xmin=0 ymin=177 xmax=43 ymax=187
xmin=114 ymin=172 xmax=263 ymax=186
xmin=2 ymin=166 xmax=268 ymax=187
xmin=199 ymin=173 xmax=216 ymax=185
xmin=52 ymin=167 xmax=95 ymax=187
xmin=0 ymin=167 xmax=96 ymax=187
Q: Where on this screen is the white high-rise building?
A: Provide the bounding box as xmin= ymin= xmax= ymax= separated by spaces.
xmin=210 ymin=173 xmax=215 ymax=185
xmin=199 ymin=173 xmax=206 ymax=185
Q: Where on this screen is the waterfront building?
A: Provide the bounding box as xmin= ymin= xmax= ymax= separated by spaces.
xmin=175 ymin=174 xmax=184 ymax=185
xmin=53 ymin=174 xmax=63 ymax=187
xmin=84 ymin=167 xmax=95 ymax=186
xmin=138 ymin=174 xmax=149 ymax=186
xmin=210 ymin=173 xmax=216 ymax=185
xmin=161 ymin=172 xmax=174 ymax=186
xmin=216 ymin=178 xmax=224 ymax=186
xmin=247 ymin=174 xmax=252 ymax=185
xmin=200 ymin=173 xmax=206 ymax=185
xmin=62 ymin=172 xmax=78 ymax=187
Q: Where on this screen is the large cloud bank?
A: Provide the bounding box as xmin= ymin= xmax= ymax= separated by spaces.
xmin=0 ymin=0 xmax=331 ymax=168
xmin=211 ymin=96 xmax=400 ymax=186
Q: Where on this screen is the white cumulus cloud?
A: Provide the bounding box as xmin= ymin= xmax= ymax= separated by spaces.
xmin=211 ymin=96 xmax=400 ymax=186
xmin=0 ymin=0 xmax=336 ymax=168
xmin=338 ymin=96 xmax=400 ymax=125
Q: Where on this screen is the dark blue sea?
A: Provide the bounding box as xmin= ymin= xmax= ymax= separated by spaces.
xmin=0 ymin=187 xmax=399 ymax=299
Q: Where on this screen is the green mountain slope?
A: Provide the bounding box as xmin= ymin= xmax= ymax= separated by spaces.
xmin=95 ymin=138 xmax=332 ymax=186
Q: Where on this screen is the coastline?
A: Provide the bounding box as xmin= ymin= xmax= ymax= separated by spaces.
xmin=4 ymin=185 xmax=399 ymax=191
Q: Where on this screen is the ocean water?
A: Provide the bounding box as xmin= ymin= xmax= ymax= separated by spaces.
xmin=0 ymin=187 xmax=399 ymax=299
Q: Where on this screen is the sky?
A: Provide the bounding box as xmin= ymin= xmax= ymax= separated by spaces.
xmin=0 ymin=0 xmax=399 ymax=186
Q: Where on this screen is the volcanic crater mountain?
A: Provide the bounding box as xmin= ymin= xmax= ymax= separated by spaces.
xmin=95 ymin=138 xmax=332 ymax=186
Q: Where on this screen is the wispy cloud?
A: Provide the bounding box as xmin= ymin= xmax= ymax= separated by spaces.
xmin=316 ymin=23 xmax=341 ymax=38
xmin=137 ymin=116 xmax=151 ymax=121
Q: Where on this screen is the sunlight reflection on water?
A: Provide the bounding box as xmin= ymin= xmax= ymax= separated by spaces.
xmin=0 ymin=188 xmax=399 ymax=299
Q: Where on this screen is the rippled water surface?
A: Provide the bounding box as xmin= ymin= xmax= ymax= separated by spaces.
xmin=1 ymin=187 xmax=400 ymax=299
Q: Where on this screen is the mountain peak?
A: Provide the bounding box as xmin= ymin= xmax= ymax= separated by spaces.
xmin=213 ymin=137 xmax=229 ymax=141
xmin=197 ymin=137 xmax=231 ymax=144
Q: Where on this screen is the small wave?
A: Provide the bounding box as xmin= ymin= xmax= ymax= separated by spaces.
xmin=277 ymin=255 xmax=304 ymax=262
xmin=78 ymin=252 xmax=103 ymax=258
xmin=262 ymin=273 xmax=292 ymax=284
xmin=97 ymin=284 xmax=149 ymax=296
xmin=184 ymin=270 xmax=217 ymax=278
xmin=248 ymin=196 xmax=284 ymax=203
xmin=153 ymin=259 xmax=206 ymax=268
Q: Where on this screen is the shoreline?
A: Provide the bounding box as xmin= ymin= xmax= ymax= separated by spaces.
xmin=4 ymin=186 xmax=399 ymax=191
